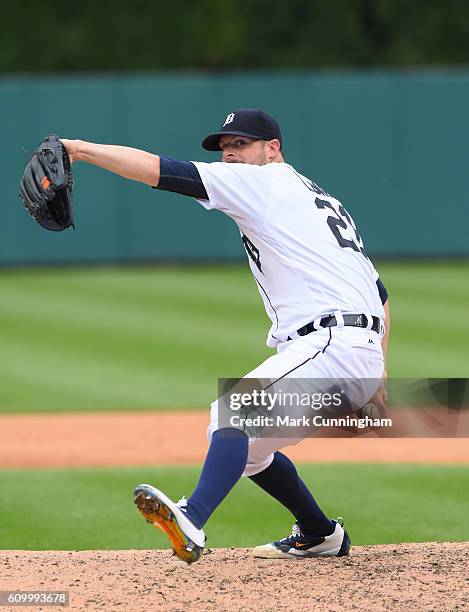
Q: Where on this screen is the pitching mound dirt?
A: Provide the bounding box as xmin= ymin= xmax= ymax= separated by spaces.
xmin=2 ymin=542 xmax=467 ymax=611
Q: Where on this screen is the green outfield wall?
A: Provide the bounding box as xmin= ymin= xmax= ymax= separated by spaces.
xmin=2 ymin=70 xmax=468 ymax=265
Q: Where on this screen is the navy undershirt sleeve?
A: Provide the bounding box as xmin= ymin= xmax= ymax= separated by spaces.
xmin=153 ymin=155 xmax=208 ymax=199
xmin=376 ymin=277 xmax=388 ymax=304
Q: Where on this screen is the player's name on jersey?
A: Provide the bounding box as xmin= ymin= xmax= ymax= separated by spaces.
xmin=229 ymin=414 xmax=392 ymax=429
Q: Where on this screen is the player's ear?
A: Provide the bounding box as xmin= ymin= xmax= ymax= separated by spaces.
xmin=266 ymin=139 xmax=282 ymax=161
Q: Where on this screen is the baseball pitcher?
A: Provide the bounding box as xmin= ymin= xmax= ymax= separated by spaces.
xmin=56 ymin=109 xmax=389 ymax=563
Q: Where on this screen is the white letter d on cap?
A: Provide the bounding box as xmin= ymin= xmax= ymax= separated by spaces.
xmin=223 ymin=113 xmax=235 ymax=127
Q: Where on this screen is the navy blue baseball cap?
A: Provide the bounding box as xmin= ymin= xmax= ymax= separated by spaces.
xmin=202 ymin=108 xmax=282 ymax=151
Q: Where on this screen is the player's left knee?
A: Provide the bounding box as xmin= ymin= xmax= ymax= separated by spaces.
xmin=243 ymin=453 xmax=275 ymax=478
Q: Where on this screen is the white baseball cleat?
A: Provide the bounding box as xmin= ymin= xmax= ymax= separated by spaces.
xmin=252 ymin=518 xmax=350 ymax=559
xmin=134 ymin=484 xmax=205 ymax=564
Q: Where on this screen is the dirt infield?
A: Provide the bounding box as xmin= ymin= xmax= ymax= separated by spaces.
xmin=2 ymin=543 xmax=468 ymax=611
xmin=1 ymin=411 xmax=468 ymax=611
xmin=1 ymin=410 xmax=468 ymax=469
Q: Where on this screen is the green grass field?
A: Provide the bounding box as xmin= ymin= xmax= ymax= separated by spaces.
xmin=1 ymin=261 xmax=468 ymax=551
xmin=1 ymin=464 xmax=468 ymax=550
xmin=0 ymin=261 xmax=468 ymax=412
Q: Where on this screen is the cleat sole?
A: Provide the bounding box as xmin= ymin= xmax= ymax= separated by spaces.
xmin=134 ymin=489 xmax=203 ymax=564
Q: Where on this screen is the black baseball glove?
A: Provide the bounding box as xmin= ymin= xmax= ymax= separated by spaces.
xmin=19 ymin=134 xmax=75 ymax=231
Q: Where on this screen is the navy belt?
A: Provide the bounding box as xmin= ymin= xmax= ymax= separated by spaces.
xmin=289 ymin=314 xmax=380 ymax=340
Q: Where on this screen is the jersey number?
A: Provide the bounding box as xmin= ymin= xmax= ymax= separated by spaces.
xmin=242 ymin=234 xmax=262 ymax=273
xmin=315 ymin=197 xmax=368 ymax=258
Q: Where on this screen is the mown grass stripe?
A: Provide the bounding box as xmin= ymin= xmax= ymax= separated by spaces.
xmin=1 ymin=262 xmax=468 ymax=412
xmin=0 ymin=464 xmax=467 ymax=550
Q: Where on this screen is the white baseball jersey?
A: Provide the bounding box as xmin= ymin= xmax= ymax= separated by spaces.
xmin=193 ymin=161 xmax=385 ymax=348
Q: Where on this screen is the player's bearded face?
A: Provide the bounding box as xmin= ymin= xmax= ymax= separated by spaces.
xmin=219 ymin=136 xmax=271 ymax=166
